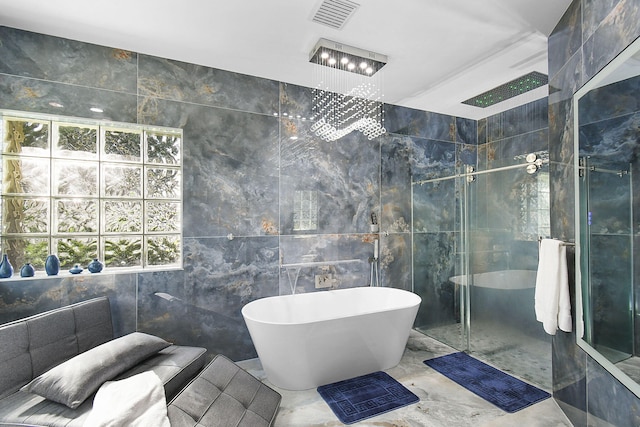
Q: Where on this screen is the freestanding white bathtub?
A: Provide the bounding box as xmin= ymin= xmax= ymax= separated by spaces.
xmin=241 ymin=286 xmax=421 ymax=390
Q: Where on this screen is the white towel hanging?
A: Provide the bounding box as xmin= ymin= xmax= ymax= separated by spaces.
xmin=535 ymin=239 xmax=572 ymax=335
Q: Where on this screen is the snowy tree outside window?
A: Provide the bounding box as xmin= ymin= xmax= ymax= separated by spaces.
xmin=0 ymin=111 xmax=182 ymax=272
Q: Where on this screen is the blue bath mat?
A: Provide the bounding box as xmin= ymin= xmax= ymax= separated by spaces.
xmin=424 ymin=352 xmax=550 ymax=413
xmin=317 ymin=371 xmax=419 ymax=424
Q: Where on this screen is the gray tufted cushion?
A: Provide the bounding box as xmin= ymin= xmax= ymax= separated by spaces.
xmin=167 ymin=354 xmax=281 ymax=427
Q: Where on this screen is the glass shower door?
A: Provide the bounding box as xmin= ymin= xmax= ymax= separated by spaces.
xmin=412 ymin=157 xmax=553 ymax=390
xmin=465 ymin=163 xmax=551 ymax=389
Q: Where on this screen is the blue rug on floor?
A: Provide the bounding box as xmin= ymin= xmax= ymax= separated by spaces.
xmin=424 ymin=352 xmax=550 ymax=413
xmin=317 ymin=371 xmax=419 ymax=424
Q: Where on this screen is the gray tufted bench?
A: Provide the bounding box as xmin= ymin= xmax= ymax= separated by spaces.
xmin=167 ymin=354 xmax=281 ymax=427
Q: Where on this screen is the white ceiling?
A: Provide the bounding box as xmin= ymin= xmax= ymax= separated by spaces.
xmin=0 ymin=0 xmax=572 ymax=120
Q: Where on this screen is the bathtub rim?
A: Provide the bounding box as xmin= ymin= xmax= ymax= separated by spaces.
xmin=241 ymin=286 xmax=421 ymax=326
xmin=448 ymin=269 xmax=537 ymax=290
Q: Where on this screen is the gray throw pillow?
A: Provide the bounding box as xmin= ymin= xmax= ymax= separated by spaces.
xmin=21 ymin=332 xmax=171 ymax=409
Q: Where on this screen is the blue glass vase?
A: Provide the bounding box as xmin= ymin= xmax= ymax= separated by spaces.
xmin=45 ymin=255 xmax=60 ymax=276
xmin=20 ymin=263 xmax=35 ymax=277
xmin=0 ymin=254 xmax=13 ymax=278
xmin=88 ymin=258 xmax=103 ymax=273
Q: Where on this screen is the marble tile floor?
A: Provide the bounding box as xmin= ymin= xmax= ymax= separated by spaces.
xmin=418 ymin=321 xmax=552 ymax=390
xmin=237 ymin=330 xmax=573 ymax=426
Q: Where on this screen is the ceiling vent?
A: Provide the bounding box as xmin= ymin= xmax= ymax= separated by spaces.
xmin=462 ymin=71 xmax=548 ymax=108
xmin=312 ymin=0 xmax=360 ymax=30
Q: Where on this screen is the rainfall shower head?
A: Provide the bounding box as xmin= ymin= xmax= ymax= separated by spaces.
xmin=462 ymin=71 xmax=548 ymax=108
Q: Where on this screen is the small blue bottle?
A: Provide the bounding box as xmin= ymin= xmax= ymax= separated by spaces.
xmin=0 ymin=254 xmax=13 ymax=278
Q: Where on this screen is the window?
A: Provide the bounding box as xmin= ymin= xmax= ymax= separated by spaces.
xmin=293 ymin=190 xmax=318 ymax=231
xmin=0 ymin=111 xmax=182 ymax=272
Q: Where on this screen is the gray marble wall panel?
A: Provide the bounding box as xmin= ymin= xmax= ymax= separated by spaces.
xmin=548 ymin=1 xmax=582 ymax=81
xmin=380 ymin=232 xmax=411 ymax=291
xmin=279 ymin=83 xmax=313 ymax=120
xmin=381 ymin=134 xmax=411 ymax=233
xmin=457 ymin=143 xmax=477 ymax=168
xmin=139 ymin=97 xmax=280 ymax=238
xmin=590 ymin=235 xmax=634 ymax=353
xmin=278 ymin=234 xmax=375 ymax=294
xmin=279 ymin=119 xmax=380 ymax=235
xmin=586 ymin=357 xmax=640 ymax=425
xmin=0 ymin=75 xmax=138 ymax=122
xmin=384 ymin=104 xmax=456 ymax=141
xmin=455 ymin=117 xmax=477 ymax=144
xmin=413 ymin=232 xmax=457 ymax=328
xmin=0 ymin=274 xmax=137 ymax=336
xmin=482 ymin=129 xmax=549 ymax=169
xmin=138 ymin=55 xmax=279 ymax=115
xmin=579 ymin=77 xmax=640 ymax=124
xmin=411 ymin=137 xmax=457 ymax=181
xmin=0 ymin=26 xmax=137 ymax=93
xmin=413 ymin=179 xmax=456 ymax=233
xmin=153 ymin=236 xmax=277 ymax=360
xmin=579 ymin=113 xmax=640 ymax=169
xmin=582 ymin=0 xmax=640 ymax=81
xmin=549 ymin=0 xmax=640 ymax=424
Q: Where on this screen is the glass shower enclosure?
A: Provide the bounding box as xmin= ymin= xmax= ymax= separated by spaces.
xmin=412 ymin=153 xmax=552 ymax=390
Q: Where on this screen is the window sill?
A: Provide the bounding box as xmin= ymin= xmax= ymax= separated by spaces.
xmin=0 ymin=266 xmax=184 ymax=281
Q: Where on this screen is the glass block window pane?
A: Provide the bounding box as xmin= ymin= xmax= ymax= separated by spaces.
xmin=54 ymin=160 xmax=98 ymax=196
xmin=104 ymin=201 xmax=142 ymax=233
xmin=146 ymin=167 xmax=181 ymax=199
xmin=55 ymin=124 xmax=98 ymax=159
xmin=146 ymin=202 xmax=180 ymax=232
xmin=3 ymin=157 xmax=50 ymax=195
xmin=2 ymin=197 xmax=49 ymax=234
xmin=3 ymin=119 xmax=49 ymax=155
xmin=2 ymin=237 xmax=49 ymax=269
xmin=104 ymin=129 xmax=141 ymax=162
xmin=147 ymin=235 xmax=180 ymax=266
xmin=103 ymin=164 xmax=142 ymax=197
xmin=103 ymin=236 xmax=142 ymax=268
xmin=1 ymin=110 xmax=182 ymax=271
xmin=146 ymin=132 xmax=181 ymax=165
xmin=54 ymin=237 xmax=98 ymax=269
xmin=55 ymin=199 xmax=97 ymax=233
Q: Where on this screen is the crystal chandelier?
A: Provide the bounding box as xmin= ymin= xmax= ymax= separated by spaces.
xmin=309 ymin=38 xmax=387 ymax=141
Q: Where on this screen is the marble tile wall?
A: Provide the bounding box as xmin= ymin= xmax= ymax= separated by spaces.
xmin=548 ymin=0 xmax=640 ymax=424
xmin=0 ymin=25 xmax=476 ymax=362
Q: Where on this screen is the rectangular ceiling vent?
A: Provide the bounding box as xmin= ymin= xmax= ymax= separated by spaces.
xmin=312 ymin=0 xmax=360 ymax=30
xmin=463 ymin=71 xmax=548 ymax=108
